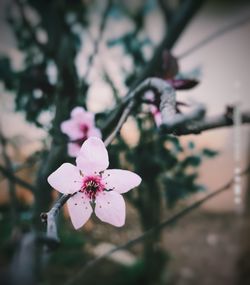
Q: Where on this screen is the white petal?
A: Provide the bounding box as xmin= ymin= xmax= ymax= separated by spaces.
xmin=95 ymin=191 xmax=125 ymax=227
xmin=47 ymin=163 xmax=82 ymax=194
xmin=103 ymin=169 xmax=141 ymax=193
xmin=76 ymin=137 xmax=109 ymax=175
xmin=67 ymin=193 xmax=92 ymax=229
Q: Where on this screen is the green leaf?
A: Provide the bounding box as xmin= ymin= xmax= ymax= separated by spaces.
xmin=181 ymin=155 xmax=201 ymax=168
xmin=188 ymin=141 xmax=195 ymax=149
xmin=202 ymin=148 xmax=218 ymax=157
xmin=0 ymin=56 xmax=16 ymax=89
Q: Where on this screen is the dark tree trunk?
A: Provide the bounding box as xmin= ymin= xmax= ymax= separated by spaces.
xmin=2 ymin=27 xmax=79 ymax=285
xmin=138 ymin=183 xmax=168 ymax=285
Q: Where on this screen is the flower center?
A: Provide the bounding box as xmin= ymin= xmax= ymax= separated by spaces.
xmin=80 ymin=124 xmax=89 ymax=136
xmin=74 ymin=124 xmax=89 ymax=146
xmin=80 ymin=175 xmax=104 ymax=200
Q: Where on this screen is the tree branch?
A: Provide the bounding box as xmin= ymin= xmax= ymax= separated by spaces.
xmin=104 ymin=77 xmax=205 ymax=137
xmin=104 ymin=100 xmax=134 ymax=146
xmin=117 ymin=77 xmax=250 ymax=136
xmin=162 ymin=101 xmax=206 ymax=132
xmin=63 ymin=165 xmax=250 ymax=285
xmin=157 ymin=0 xmax=174 ymax=23
xmin=102 ymin=0 xmax=204 ymax=134
xmin=40 ymin=193 xmax=73 ymax=249
xmin=134 ymin=0 xmax=204 ymax=85
xmin=40 ymin=193 xmax=71 ymax=248
xmin=162 ymin=106 xmax=250 ymax=135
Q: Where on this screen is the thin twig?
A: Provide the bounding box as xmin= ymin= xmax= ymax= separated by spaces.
xmin=103 ymin=69 xmax=121 ymax=103
xmin=178 ymin=13 xmax=250 ymax=59
xmin=40 ymin=193 xmax=72 ymax=248
xmin=83 ymin=0 xmax=112 ymax=81
xmin=104 ymin=100 xmax=134 ymax=147
xmin=40 ymin=193 xmax=73 ymax=249
xmin=63 ymin=165 xmax=250 ymax=285
xmin=14 ymin=0 xmax=49 ymax=55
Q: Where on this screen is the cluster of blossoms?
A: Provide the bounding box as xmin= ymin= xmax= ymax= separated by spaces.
xmin=61 ymin=107 xmax=102 ymax=157
xmin=48 ymin=137 xmax=141 ymax=229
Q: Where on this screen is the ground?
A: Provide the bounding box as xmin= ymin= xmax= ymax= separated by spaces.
xmin=164 ymin=211 xmax=243 ymax=285
xmin=58 ymin=208 xmax=247 ymax=285
xmin=1 ymin=206 xmax=249 ymax=285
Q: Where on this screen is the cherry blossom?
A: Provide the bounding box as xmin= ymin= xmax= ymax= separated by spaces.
xmin=144 ymin=91 xmax=162 ymax=127
xmin=47 ymin=137 xmax=142 ymax=228
xmin=149 ymin=104 xmax=162 ymax=127
xmin=61 ymin=106 xmax=102 ymax=157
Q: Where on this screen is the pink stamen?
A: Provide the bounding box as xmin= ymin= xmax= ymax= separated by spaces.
xmin=80 ymin=175 xmax=104 ymax=200
xmin=80 ymin=124 xmax=89 ymax=136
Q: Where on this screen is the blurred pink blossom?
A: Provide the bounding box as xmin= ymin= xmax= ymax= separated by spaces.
xmin=144 ymin=91 xmax=162 ymax=127
xmin=61 ymin=107 xmax=102 ymax=157
xmin=47 ymin=137 xmax=141 ymax=228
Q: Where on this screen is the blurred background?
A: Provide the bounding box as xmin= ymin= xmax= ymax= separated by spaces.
xmin=0 ymin=0 xmax=250 ymax=284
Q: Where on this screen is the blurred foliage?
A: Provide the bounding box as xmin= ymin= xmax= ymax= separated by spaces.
xmin=0 ymin=0 xmax=88 ymax=126
xmin=0 ymin=212 xmax=13 ymax=260
xmin=0 ymin=0 xmax=217 ymax=284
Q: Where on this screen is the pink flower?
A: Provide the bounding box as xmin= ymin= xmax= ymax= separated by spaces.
xmin=150 ymin=105 xmax=162 ymax=127
xmin=61 ymin=107 xmax=102 ymax=157
xmin=144 ymin=91 xmax=162 ymax=127
xmin=47 ymin=137 xmax=142 ymax=229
